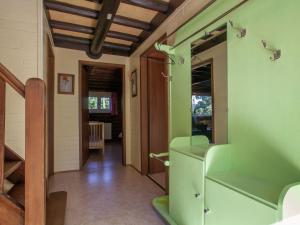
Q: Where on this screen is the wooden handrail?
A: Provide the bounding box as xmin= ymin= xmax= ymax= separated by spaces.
xmin=25 ymin=78 xmax=46 ymax=225
xmin=0 ymin=63 xmax=47 ymax=224
xmin=0 ymin=63 xmax=25 ymax=98
xmin=0 ymin=78 xmax=5 ymax=193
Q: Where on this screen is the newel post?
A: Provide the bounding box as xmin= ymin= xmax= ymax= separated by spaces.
xmin=25 ymin=78 xmax=46 ymax=225
xmin=0 ymin=78 xmax=5 ymax=193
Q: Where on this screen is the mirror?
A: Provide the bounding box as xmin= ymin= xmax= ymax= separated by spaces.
xmin=191 ymin=61 xmax=213 ymax=143
xmin=190 ymin=24 xmax=228 ymax=145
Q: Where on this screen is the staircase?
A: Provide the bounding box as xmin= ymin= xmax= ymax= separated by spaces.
xmin=0 ymin=64 xmax=67 ymax=225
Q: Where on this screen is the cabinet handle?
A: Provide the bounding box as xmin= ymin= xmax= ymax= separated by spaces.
xmin=194 ymin=193 xmax=201 ymax=198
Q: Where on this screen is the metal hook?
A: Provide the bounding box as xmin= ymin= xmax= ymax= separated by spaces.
xmin=156 ymin=42 xmax=184 ymax=65
xmin=161 ymin=72 xmax=172 ymax=81
xmin=229 ymin=20 xmax=246 ymax=38
xmin=261 ymin=40 xmax=281 ymax=61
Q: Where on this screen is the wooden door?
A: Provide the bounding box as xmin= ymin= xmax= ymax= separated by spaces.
xmin=148 ymin=57 xmax=168 ymax=174
xmin=47 ymin=36 xmax=54 ymax=176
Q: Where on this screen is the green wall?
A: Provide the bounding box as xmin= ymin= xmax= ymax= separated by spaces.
xmin=170 ymin=0 xmax=300 ymax=185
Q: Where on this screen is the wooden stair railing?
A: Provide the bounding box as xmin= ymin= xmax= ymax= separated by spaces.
xmin=0 ymin=63 xmax=46 ymax=225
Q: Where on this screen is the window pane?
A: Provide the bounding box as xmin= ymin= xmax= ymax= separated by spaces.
xmin=100 ymin=97 xmax=111 ymax=110
xmin=89 ymin=97 xmax=98 ymax=110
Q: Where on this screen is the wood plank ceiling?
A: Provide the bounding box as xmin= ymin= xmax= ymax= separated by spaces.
xmin=45 ymin=0 xmax=185 ymax=57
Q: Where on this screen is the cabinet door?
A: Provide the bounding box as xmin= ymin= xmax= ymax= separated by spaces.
xmin=205 ymin=179 xmax=277 ymax=225
xmin=169 ymin=150 xmax=204 ymax=225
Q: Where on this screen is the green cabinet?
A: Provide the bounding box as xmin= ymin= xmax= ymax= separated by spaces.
xmin=169 ymin=150 xmax=204 ymax=225
xmin=205 ymin=179 xmax=277 ymax=225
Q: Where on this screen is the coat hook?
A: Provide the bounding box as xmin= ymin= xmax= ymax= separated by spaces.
xmin=229 ymin=20 xmax=246 ymax=38
xmin=155 ymin=43 xmax=185 ymax=65
xmin=261 ymin=40 xmax=281 ymax=61
xmin=161 ymin=72 xmax=172 ymax=81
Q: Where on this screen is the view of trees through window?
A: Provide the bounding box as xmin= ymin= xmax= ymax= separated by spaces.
xmin=100 ymin=97 xmax=111 ymax=110
xmin=88 ymin=97 xmax=98 ymax=110
xmin=192 ymin=95 xmax=212 ymax=116
xmin=88 ymin=96 xmax=111 ymax=112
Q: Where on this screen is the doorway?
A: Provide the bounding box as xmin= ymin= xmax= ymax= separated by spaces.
xmin=140 ymin=40 xmax=169 ymax=190
xmin=46 ymin=35 xmax=55 ymax=176
xmin=79 ymin=61 xmax=126 ymax=169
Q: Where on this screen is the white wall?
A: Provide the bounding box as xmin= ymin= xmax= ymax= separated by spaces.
xmin=0 ymin=0 xmax=43 ymax=157
xmin=54 ymin=47 xmax=131 ymax=172
xmin=129 ymin=0 xmax=213 ymax=171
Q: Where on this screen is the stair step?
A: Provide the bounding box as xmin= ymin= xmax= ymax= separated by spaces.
xmin=7 ymin=183 xmax=24 ymax=207
xmin=46 ymin=191 xmax=67 ymax=225
xmin=4 ymin=161 xmax=22 ymax=178
xmin=0 ymin=194 xmax=24 ymax=225
xmin=3 ymin=179 xmax=14 ymax=193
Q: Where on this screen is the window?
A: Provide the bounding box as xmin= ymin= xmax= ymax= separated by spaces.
xmin=88 ymin=92 xmax=112 ymax=113
xmin=100 ymin=97 xmax=111 ymax=110
xmin=89 ymin=97 xmax=98 ymax=110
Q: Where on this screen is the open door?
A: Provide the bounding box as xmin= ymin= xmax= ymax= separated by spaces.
xmin=140 ymin=40 xmax=169 ymax=191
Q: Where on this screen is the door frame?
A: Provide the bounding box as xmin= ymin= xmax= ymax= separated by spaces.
xmin=78 ymin=61 xmax=126 ymax=169
xmin=140 ymin=35 xmax=168 ymax=176
xmin=46 ymin=35 xmax=55 ymax=176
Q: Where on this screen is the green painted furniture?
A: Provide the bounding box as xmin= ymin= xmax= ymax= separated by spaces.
xmin=205 ymin=145 xmax=300 ymax=224
xmin=153 ymin=0 xmax=300 ymax=224
xmin=169 ymin=136 xmax=210 ymax=225
xmin=205 ymin=178 xmax=277 ymax=225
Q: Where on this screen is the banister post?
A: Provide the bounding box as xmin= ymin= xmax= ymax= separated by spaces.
xmin=0 ymin=78 xmax=5 ymax=193
xmin=25 ymin=78 xmax=46 ymax=225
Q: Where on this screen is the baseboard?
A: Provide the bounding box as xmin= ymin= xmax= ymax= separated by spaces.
xmin=128 ymin=164 xmax=142 ymax=174
xmin=53 ymin=169 xmax=80 ymax=175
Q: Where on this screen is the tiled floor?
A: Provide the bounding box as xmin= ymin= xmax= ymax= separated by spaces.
xmin=49 ymin=143 xmax=165 ymax=225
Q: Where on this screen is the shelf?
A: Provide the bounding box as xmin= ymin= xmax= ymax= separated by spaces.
xmin=206 ymin=171 xmax=286 ymax=209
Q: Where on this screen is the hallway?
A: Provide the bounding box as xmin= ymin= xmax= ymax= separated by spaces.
xmin=49 ymin=143 xmax=165 ymax=225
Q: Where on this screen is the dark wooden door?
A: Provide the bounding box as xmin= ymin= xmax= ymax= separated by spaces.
xmin=148 ymin=57 xmax=168 ymax=174
xmin=47 ymin=37 xmax=54 ymax=176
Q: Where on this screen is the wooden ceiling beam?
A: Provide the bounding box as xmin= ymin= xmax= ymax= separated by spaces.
xmin=45 ymin=1 xmax=98 ymax=19
xmin=45 ymin=1 xmax=151 ymax=31
xmin=50 ymin=20 xmax=94 ymax=34
xmin=107 ymin=31 xmax=139 ymax=42
xmin=113 ymin=15 xmax=151 ymax=31
xmin=121 ymin=0 xmax=169 ymax=13
xmin=50 ymin=20 xmax=139 ymax=42
xmin=88 ymin=0 xmax=121 ymax=58
xmin=53 ymin=33 xmax=130 ymax=56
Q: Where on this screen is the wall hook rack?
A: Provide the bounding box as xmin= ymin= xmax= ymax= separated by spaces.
xmin=155 ymin=43 xmax=185 ymax=65
xmin=261 ymin=40 xmax=281 ymax=61
xmin=229 ymin=20 xmax=246 ymax=38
